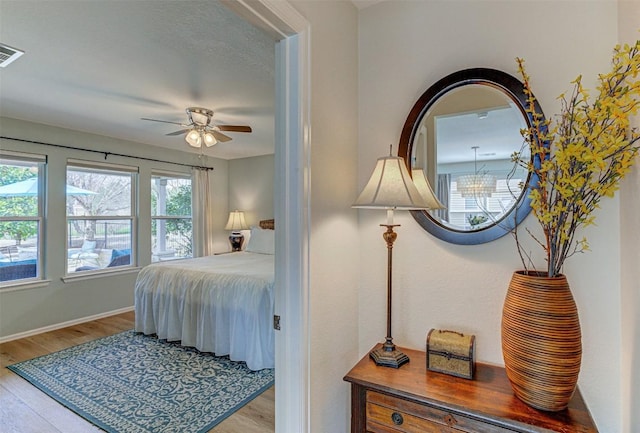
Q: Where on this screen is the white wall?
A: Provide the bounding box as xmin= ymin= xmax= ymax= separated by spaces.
xmin=288 ymin=2 xmax=360 ymax=432
xmin=359 ymin=1 xmax=623 ymax=431
xmin=618 ymin=2 xmax=640 ymax=432
xmin=228 ymin=154 xmax=274 ymax=225
xmin=0 ymin=117 xmax=229 ymax=338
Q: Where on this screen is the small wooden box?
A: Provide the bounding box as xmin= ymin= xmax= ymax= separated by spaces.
xmin=426 ymin=329 xmax=476 ymax=379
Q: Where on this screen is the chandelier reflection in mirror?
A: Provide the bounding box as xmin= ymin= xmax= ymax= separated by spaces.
xmin=456 ymin=146 xmax=497 ymax=198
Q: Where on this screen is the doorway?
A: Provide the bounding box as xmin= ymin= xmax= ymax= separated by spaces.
xmin=221 ymin=2 xmax=311 ymax=432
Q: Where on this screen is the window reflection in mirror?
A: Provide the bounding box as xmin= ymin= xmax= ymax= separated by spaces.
xmin=411 ymin=84 xmax=530 ymax=232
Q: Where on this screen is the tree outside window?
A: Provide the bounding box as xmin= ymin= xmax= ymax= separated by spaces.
xmin=66 ymin=163 xmax=135 ymax=274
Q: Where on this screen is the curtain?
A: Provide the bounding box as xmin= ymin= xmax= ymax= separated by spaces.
xmin=192 ymin=168 xmax=215 ymax=257
xmin=436 ymin=173 xmax=451 ymax=222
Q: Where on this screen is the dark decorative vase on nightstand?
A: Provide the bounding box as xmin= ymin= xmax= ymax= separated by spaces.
xmin=228 ymin=232 xmax=244 ymax=252
xmin=501 ymin=270 xmax=582 ymax=412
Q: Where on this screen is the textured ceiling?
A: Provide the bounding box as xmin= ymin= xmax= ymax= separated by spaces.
xmin=350 ymin=0 xmax=385 ymax=10
xmin=0 ymin=0 xmax=275 ymax=160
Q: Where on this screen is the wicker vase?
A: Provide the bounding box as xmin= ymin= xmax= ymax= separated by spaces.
xmin=501 ymin=271 xmax=582 ymax=412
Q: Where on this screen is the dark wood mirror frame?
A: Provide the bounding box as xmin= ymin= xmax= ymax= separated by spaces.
xmin=398 ymin=68 xmax=546 ymax=245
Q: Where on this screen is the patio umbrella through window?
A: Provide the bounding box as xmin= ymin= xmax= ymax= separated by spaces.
xmin=0 ymin=178 xmax=97 ymax=196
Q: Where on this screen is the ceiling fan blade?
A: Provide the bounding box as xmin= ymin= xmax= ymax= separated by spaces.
xmin=217 ymin=125 xmax=252 ymax=133
xmin=212 ymin=131 xmax=232 ymax=142
xmin=141 ymin=117 xmax=187 ymax=127
xmin=166 ymin=129 xmax=189 ymax=136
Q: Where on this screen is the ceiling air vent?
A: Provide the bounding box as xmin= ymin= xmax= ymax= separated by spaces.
xmin=0 ymin=44 xmax=24 ymax=68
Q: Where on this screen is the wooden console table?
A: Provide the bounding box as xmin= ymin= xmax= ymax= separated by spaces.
xmin=344 ymin=345 xmax=598 ymax=432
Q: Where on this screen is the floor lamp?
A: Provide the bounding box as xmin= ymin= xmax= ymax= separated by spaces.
xmin=353 ymin=153 xmax=443 ymax=368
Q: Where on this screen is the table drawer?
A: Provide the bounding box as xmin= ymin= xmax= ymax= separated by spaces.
xmin=367 ymin=402 xmax=455 ymax=432
xmin=366 ymin=391 xmax=513 ymax=433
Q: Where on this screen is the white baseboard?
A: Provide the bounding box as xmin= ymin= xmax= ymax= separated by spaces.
xmin=0 ymin=306 xmax=134 ymax=344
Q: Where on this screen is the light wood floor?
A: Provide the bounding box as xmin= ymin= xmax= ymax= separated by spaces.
xmin=0 ymin=311 xmax=275 ymax=433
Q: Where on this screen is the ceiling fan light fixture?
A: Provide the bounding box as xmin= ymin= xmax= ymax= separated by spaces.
xmin=143 ymin=107 xmax=251 ymax=149
xmin=191 ymin=112 xmax=209 ymax=126
xmin=187 ymin=107 xmax=214 ymax=127
xmin=203 ymin=131 xmax=217 ymax=147
xmin=185 ymin=129 xmax=202 ymax=147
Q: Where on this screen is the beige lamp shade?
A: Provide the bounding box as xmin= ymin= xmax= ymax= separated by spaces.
xmin=353 ymin=155 xmax=431 ymax=210
xmin=411 ymin=168 xmax=445 ymax=210
xmin=224 ymin=210 xmax=249 ymax=231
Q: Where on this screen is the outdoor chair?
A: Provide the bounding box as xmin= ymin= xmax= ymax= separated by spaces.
xmin=68 ymin=240 xmax=99 ymax=266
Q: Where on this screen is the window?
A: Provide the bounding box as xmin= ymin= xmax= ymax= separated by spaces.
xmin=0 ymin=152 xmax=45 ymax=285
xmin=66 ymin=160 xmax=136 ymax=274
xmin=151 ymin=172 xmax=192 ymax=262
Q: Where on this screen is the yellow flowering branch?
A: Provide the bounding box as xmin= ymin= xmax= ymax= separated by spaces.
xmin=513 ymin=40 xmax=640 ymax=277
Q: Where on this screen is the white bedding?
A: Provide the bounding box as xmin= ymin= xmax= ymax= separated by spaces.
xmin=134 ymin=252 xmax=274 ymax=370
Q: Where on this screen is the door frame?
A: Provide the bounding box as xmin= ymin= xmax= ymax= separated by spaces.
xmin=220 ymin=1 xmax=311 ymax=432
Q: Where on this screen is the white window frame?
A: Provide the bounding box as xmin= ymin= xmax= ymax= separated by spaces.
xmin=65 ymin=159 xmax=137 ymax=276
xmin=0 ymin=151 xmax=46 ymax=287
xmin=151 ymin=170 xmax=193 ymax=262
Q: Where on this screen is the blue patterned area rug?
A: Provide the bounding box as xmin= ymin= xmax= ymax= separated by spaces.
xmin=7 ymin=330 xmax=274 ymax=433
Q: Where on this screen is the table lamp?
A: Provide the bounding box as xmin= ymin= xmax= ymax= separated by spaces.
xmin=353 ymin=150 xmax=440 ymax=368
xmin=224 ymin=210 xmax=249 ymax=251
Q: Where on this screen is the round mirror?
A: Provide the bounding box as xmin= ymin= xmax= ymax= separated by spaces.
xmin=398 ymin=68 xmax=545 ymax=245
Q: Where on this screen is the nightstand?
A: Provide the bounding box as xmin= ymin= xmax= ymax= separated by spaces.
xmin=344 ymin=344 xmax=598 ymax=432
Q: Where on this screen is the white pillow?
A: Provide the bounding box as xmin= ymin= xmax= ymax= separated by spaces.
xmin=245 ymin=226 xmax=275 ymax=254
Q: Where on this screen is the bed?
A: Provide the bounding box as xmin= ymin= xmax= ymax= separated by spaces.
xmin=134 ymin=220 xmax=275 ymax=371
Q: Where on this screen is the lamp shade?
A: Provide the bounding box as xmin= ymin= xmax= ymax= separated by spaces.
xmin=411 ymin=168 xmax=445 ymax=210
xmin=203 ymin=131 xmax=217 ymax=147
xmin=185 ymin=129 xmax=202 ymax=148
xmin=353 ymin=155 xmax=431 ymax=210
xmin=224 ymin=210 xmax=249 ymax=231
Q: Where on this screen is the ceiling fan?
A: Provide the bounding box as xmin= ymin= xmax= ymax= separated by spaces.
xmin=141 ymin=107 xmax=252 ymax=148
